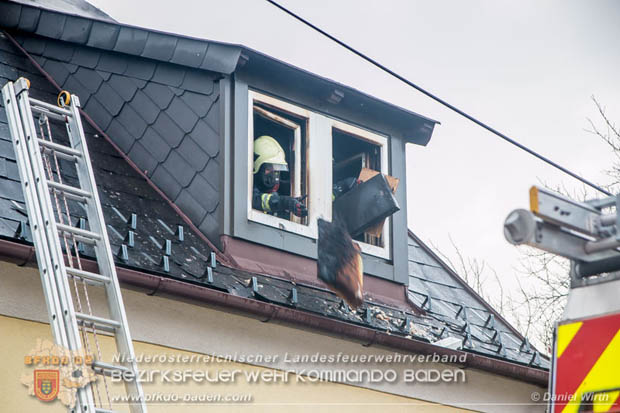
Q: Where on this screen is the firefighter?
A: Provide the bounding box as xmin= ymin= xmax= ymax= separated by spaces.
xmin=252 ymin=135 xmax=308 ymax=218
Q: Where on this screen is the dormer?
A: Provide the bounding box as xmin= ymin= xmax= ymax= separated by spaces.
xmin=221 ymin=50 xmax=438 ymax=286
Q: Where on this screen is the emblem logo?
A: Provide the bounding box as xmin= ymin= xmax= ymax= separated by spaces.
xmin=34 ymin=369 xmax=59 ymax=402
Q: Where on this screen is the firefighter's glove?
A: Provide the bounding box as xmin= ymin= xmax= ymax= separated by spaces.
xmin=282 ymin=196 xmax=308 ymax=217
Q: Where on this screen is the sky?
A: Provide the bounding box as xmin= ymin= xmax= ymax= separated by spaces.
xmin=87 ymin=0 xmax=620 ymax=302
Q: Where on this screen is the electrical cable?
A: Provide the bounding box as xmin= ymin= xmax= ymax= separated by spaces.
xmin=265 ymin=0 xmax=612 ymax=197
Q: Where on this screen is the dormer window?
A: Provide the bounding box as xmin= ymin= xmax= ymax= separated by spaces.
xmin=332 ymin=122 xmax=391 ymax=259
xmin=246 ymin=90 xmax=391 ymax=259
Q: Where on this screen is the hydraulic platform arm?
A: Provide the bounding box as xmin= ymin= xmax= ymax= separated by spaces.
xmin=504 ymin=186 xmax=620 ymax=281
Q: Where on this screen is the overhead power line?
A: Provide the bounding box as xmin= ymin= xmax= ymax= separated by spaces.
xmin=266 ymin=0 xmax=612 ymax=197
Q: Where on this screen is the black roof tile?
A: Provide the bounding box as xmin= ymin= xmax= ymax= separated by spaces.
xmin=0 ymin=122 xmax=9 ymax=140
xmin=86 ymin=21 xmax=120 ymax=50
xmin=205 ymin=95 xmax=220 ymax=134
xmin=18 ymin=7 xmax=41 ymax=32
xmin=123 ymin=55 xmax=155 ymax=81
xmin=162 ymin=150 xmax=194 ymax=187
xmin=200 ymin=42 xmax=239 ymax=73
xmin=181 ymin=69 xmax=216 ymax=95
xmin=141 ymin=32 xmax=177 ymax=62
xmin=0 ymin=197 xmax=29 ymax=223
xmin=106 ymin=118 xmax=135 ymax=153
xmin=142 ymin=81 xmax=174 ymax=110
xmin=63 ymin=75 xmax=91 ymax=106
xmin=35 ymin=11 xmax=66 ymax=39
xmin=65 ymin=62 xmax=78 ymax=74
xmin=0 ymin=177 xmax=23 ymax=203
xmin=150 ymin=164 xmax=182 ymax=200
xmin=130 ymin=77 xmax=147 ymax=89
xmin=61 ymin=16 xmax=92 ymax=44
xmin=128 ymin=141 xmax=158 ymax=176
xmin=170 ymin=37 xmax=208 ymax=68
xmin=108 ymin=74 xmax=138 ymax=102
xmin=72 ymin=46 xmax=100 ymax=69
xmin=179 ymin=91 xmax=214 ymax=118
xmin=113 ymin=26 xmax=148 ymax=56
xmin=175 ymin=135 xmax=208 ymax=172
xmin=73 ymin=66 xmax=103 ymax=93
xmin=43 ymin=59 xmax=71 ymax=85
xmin=21 ymin=35 xmax=46 ymax=55
xmin=0 ymin=47 xmax=38 ymax=73
xmin=95 ymin=82 xmax=124 ymax=116
xmin=140 ymin=127 xmax=171 ymax=162
xmin=97 ymin=52 xmax=128 ymax=75
xmin=175 ymin=190 xmax=207 ymax=224
xmin=190 ymin=119 xmax=219 ymax=158
xmin=96 ymin=169 xmax=160 ymax=201
xmin=0 ymin=62 xmax=19 ymax=80
xmin=152 ymin=63 xmax=185 ymax=88
xmin=83 ymin=96 xmax=113 ymax=130
xmin=116 ymin=103 xmax=147 ymax=138
xmin=169 ymin=86 xmax=184 ymax=97
xmin=0 ymin=138 xmax=16 ymax=162
xmin=167 ymin=96 xmax=198 ymax=133
xmin=202 ymin=158 xmax=219 ymax=194
xmin=129 ymin=90 xmax=160 ymax=125
xmin=187 ymin=172 xmax=218 ymax=213
xmin=96 ymin=69 xmax=111 ymax=81
xmin=152 ymin=111 xmax=184 ymax=147
xmin=31 ymin=54 xmax=46 ymax=68
xmin=198 ymin=211 xmax=219 ymax=239
xmin=0 ymin=3 xmax=19 ymax=27
xmin=92 ymin=154 xmax=134 ymax=178
xmin=43 ymin=40 xmax=75 ymax=63
xmin=0 ymin=158 xmax=6 ymax=178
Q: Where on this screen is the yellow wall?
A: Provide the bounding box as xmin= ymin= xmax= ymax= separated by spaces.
xmin=0 ymin=315 xmax=470 ymax=413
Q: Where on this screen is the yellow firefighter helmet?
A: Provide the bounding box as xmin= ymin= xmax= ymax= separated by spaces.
xmin=253 ymin=135 xmax=288 ymax=174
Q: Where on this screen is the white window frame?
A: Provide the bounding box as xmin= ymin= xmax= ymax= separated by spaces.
xmin=331 ymin=119 xmax=391 ymax=260
xmin=247 ymin=90 xmax=391 ymax=259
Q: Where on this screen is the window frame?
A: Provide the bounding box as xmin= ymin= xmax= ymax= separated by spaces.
xmin=331 ymin=119 xmax=391 ymax=260
xmin=246 ymin=90 xmax=391 ymax=259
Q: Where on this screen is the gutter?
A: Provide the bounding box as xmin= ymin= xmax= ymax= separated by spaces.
xmin=0 ymin=237 xmax=549 ymax=387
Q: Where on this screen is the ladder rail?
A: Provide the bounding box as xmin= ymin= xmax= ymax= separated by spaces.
xmin=2 ymin=81 xmax=68 ymax=347
xmin=66 ymin=96 xmax=147 ymax=412
xmin=3 ymin=78 xmax=148 ymax=413
xmin=14 ymin=79 xmax=96 ymax=412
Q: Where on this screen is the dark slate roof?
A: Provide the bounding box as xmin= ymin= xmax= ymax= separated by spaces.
xmin=407 ymin=232 xmax=549 ymax=368
xmin=0 ymin=0 xmax=437 ymax=145
xmin=0 ymin=32 xmax=217 ymax=280
xmin=7 ymin=31 xmax=224 ymax=242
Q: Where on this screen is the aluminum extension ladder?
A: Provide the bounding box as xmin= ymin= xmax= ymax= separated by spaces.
xmin=2 ymin=78 xmax=147 ymax=413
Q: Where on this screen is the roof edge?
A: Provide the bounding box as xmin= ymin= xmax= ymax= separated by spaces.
xmin=407 ymin=229 xmax=548 ymax=359
xmin=0 ymin=1 xmax=243 ymax=74
xmin=0 ymin=0 xmax=439 ymax=145
xmin=0 ymin=237 xmax=548 ymax=386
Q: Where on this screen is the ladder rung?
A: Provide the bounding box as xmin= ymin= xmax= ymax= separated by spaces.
xmin=66 ymin=267 xmax=110 ymax=284
xmin=76 ymin=312 xmax=120 ymax=332
xmin=31 ymin=105 xmax=67 ymax=122
xmin=92 ymin=360 xmax=132 ymax=376
xmin=57 ymin=223 xmax=101 ymax=242
xmin=30 ymin=97 xmax=72 ymax=116
xmin=40 ymin=146 xmax=79 ymax=163
xmin=37 ymin=138 xmax=82 ymax=157
xmin=47 ymin=180 xmax=92 ymax=199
